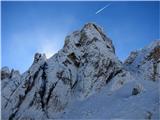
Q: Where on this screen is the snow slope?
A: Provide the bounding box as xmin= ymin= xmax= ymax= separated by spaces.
xmin=61 ymin=79 xmax=159 ymax=119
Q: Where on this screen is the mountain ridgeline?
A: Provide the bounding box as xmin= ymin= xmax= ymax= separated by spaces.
xmin=1 ymin=23 xmax=160 ymax=120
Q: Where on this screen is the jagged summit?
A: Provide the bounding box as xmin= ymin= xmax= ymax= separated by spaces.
xmin=82 ymin=22 xmax=105 ymax=34
xmin=63 ymin=22 xmax=115 ymax=55
xmin=146 ymin=40 xmax=160 ymax=50
xmin=1 ymin=66 xmax=10 ymax=80
xmin=125 ymin=40 xmax=160 ymax=66
xmin=1 ymin=66 xmax=21 ymax=80
xmin=33 ymin=53 xmax=47 ymax=63
xmin=1 ymin=23 xmax=159 ymax=120
xmin=124 ymin=40 xmax=160 ymax=81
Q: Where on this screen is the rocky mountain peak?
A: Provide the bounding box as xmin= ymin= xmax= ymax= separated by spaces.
xmin=33 ymin=53 xmax=47 ymax=63
xmin=1 ymin=67 xmax=21 ymax=80
xmin=125 ymin=40 xmax=160 ymax=66
xmin=1 ymin=23 xmax=159 ymax=120
xmin=1 ymin=66 xmax=11 ymax=80
xmin=63 ymin=23 xmax=115 ymax=55
xmin=124 ymin=40 xmax=160 ymax=81
xmin=82 ymin=22 xmax=104 ymax=35
xmin=146 ymin=40 xmax=160 ymax=62
xmin=54 ymin=23 xmax=123 ymax=99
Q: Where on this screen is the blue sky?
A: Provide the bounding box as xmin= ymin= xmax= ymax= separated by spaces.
xmin=2 ymin=1 xmax=159 ymax=73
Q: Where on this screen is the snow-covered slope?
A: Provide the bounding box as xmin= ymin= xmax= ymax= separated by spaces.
xmin=1 ymin=23 xmax=160 ymax=120
xmin=61 ymin=79 xmax=159 ymax=119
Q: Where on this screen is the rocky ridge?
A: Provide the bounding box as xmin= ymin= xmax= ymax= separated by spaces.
xmin=1 ymin=23 xmax=159 ymax=120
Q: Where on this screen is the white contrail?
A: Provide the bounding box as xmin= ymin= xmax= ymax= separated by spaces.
xmin=95 ymin=3 xmax=112 ymax=15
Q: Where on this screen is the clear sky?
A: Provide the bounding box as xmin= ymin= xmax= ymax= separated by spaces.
xmin=2 ymin=1 xmax=159 ymax=73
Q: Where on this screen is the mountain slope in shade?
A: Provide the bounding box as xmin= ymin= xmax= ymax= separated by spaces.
xmin=1 ymin=23 xmax=159 ymax=120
